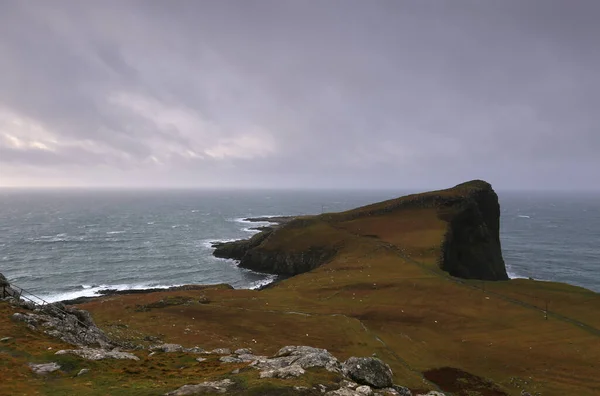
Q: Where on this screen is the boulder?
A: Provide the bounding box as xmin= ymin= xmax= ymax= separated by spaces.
xmin=150 ymin=343 xmax=184 ymax=353
xmin=165 ymin=379 xmax=234 ymax=395
xmin=342 ymin=357 xmax=393 ymax=389
xmin=0 ymin=273 xmax=9 ymax=287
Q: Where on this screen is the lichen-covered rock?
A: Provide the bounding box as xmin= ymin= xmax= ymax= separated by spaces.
xmin=165 ymin=379 xmax=234 ymax=395
xmin=392 ymin=385 xmax=412 ymax=396
xmin=29 ymin=362 xmax=60 ymax=375
xmin=259 ymin=364 xmax=306 ymax=379
xmin=56 ymin=347 xmax=139 ymax=361
xmin=12 ymin=306 xmax=112 ymax=348
xmin=356 ymin=385 xmax=373 ymax=395
xmin=342 ymin=357 xmax=393 ymax=389
xmin=211 ymin=348 xmax=231 ymax=355
xmin=274 ymin=345 xmax=341 ymax=371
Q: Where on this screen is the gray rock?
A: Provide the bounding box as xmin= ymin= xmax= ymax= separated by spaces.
xmin=340 ymin=380 xmax=359 ymax=390
xmin=165 ymin=379 xmax=234 ymax=395
xmin=415 ymin=392 xmax=445 ymax=396
xmin=77 ymin=368 xmax=90 ymax=376
xmin=254 ymin=345 xmax=341 ymax=372
xmin=342 ymin=357 xmax=393 ymax=389
xmin=29 ymin=362 xmax=61 ymax=375
xmin=183 ymin=346 xmax=205 ymax=354
xmin=326 ymin=388 xmax=360 ymax=396
xmin=234 ymin=348 xmax=253 ymax=355
xmin=56 ymin=347 xmax=139 ymax=361
xmin=151 ymin=343 xmax=184 ymax=353
xmin=196 ymin=357 xmax=207 ymax=363
xmin=231 ymin=368 xmax=240 ymax=374
xmin=260 ymin=364 xmax=306 ymax=379
xmin=1 ymin=337 xmax=12 ymax=342
xmin=0 ymin=273 xmax=9 ymax=287
xmin=211 ymin=348 xmax=231 ymax=355
xmin=219 ymin=355 xmax=243 ymax=363
xmin=356 ymin=385 xmax=373 ymax=395
xmin=12 ymin=307 xmax=112 ymax=349
xmin=392 ymin=385 xmax=412 ymax=396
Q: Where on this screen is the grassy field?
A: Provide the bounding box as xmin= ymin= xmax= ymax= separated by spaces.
xmin=1 ymin=181 xmax=598 ymax=395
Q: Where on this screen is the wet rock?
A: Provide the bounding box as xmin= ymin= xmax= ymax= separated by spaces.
xmin=29 ymin=362 xmax=60 ymax=375
xmin=342 ymin=357 xmax=393 ymax=388
xmin=56 ymin=347 xmax=139 ymax=361
xmin=77 ymin=368 xmax=90 ymax=376
xmin=165 ymin=379 xmax=234 ymax=395
xmin=260 ymin=364 xmax=306 ymax=379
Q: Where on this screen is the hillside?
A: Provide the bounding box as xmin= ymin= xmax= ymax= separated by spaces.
xmin=1 ymin=180 xmax=599 ymax=396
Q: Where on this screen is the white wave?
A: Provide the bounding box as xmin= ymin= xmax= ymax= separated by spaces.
xmin=248 ymin=275 xmax=277 ymax=290
xmin=200 ymin=238 xmax=239 ymax=250
xmin=106 ymin=230 xmax=126 ymax=234
xmin=147 ymin=221 xmax=155 ymax=225
xmin=517 ymin=215 xmax=530 ymax=219
xmin=39 ymin=282 xmax=182 ymax=303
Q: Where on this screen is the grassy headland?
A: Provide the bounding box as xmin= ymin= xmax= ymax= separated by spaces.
xmin=1 ymin=180 xmax=599 ymax=395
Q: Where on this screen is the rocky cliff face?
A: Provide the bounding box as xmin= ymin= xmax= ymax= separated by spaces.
xmin=438 ymin=181 xmax=508 ymax=281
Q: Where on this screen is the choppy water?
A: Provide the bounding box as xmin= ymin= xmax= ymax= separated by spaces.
xmin=0 ymin=189 xmax=598 ymax=302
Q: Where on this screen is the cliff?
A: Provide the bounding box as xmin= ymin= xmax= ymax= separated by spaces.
xmin=213 ymin=180 xmax=508 ymax=281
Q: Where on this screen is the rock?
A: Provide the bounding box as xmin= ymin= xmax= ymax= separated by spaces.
xmin=270 ymin=345 xmax=341 ymax=372
xmin=237 ymin=353 xmax=263 ymax=362
xmin=326 ymin=388 xmax=359 ymax=396
xmin=29 ymin=362 xmax=60 ymax=375
xmin=342 ymin=357 xmax=393 ymax=389
xmin=231 ymin=368 xmax=240 ymax=374
xmin=12 ymin=307 xmax=112 ymax=349
xmin=415 ymin=392 xmax=445 ymax=396
xmin=77 ymin=368 xmax=90 ymax=376
xmin=234 ymin=348 xmax=253 ymax=355
xmin=392 ymin=385 xmax=412 ymax=396
xmin=151 ymin=343 xmax=184 ymax=353
xmin=184 ymin=346 xmax=205 ymax=354
xmin=56 ymin=347 xmax=139 ymax=361
xmin=165 ymin=379 xmax=234 ymax=395
xmin=1 ymin=337 xmax=12 ymax=342
xmin=196 ymin=357 xmax=207 ymax=363
xmin=211 ymin=348 xmax=231 ymax=355
xmin=340 ymin=380 xmax=359 ymax=389
xmin=356 ymin=385 xmax=373 ymax=395
xmin=260 ymin=364 xmax=306 ymax=379
xmin=220 ymin=355 xmax=244 ymax=363
xmin=0 ymin=273 xmax=9 ymax=287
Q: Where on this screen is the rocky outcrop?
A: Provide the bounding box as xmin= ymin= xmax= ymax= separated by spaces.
xmin=11 ymin=302 xmax=113 ymax=348
xmin=438 ymin=181 xmax=508 ymax=281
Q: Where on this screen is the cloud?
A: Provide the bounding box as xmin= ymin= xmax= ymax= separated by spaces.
xmin=0 ymin=1 xmax=599 ymax=190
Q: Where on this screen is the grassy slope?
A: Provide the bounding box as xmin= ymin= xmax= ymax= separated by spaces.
xmin=2 ymin=181 xmax=599 ymax=395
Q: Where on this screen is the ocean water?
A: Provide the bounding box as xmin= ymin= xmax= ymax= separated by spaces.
xmin=0 ymin=189 xmax=598 ymax=303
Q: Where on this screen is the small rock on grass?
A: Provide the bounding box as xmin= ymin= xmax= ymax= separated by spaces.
xmin=1 ymin=337 xmax=12 ymax=342
xmin=164 ymin=379 xmax=234 ymax=395
xmin=29 ymin=362 xmax=60 ymax=375
xmin=77 ymin=368 xmax=90 ymax=376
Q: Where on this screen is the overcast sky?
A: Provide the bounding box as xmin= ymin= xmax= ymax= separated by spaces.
xmin=0 ymin=1 xmax=598 ymax=190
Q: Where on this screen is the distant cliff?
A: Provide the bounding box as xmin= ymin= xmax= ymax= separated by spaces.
xmin=213 ymin=180 xmax=508 ymax=281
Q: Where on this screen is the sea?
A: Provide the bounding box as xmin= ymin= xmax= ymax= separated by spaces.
xmin=0 ymin=189 xmax=598 ymax=303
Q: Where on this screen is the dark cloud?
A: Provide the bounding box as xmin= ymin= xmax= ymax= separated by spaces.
xmin=0 ymin=0 xmax=598 ymax=190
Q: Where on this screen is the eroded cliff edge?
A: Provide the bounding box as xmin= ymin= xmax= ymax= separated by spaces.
xmin=213 ymin=180 xmax=508 ymax=281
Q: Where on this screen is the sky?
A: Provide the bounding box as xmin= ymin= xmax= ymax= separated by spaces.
xmin=0 ymin=1 xmax=598 ymax=191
